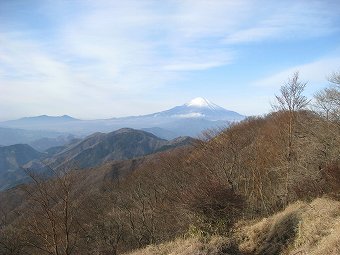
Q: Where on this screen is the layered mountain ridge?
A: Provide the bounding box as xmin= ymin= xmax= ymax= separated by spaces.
xmin=0 ymin=128 xmax=195 ymax=191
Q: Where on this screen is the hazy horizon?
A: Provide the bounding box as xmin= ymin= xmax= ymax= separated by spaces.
xmin=0 ymin=96 xmax=244 ymax=122
xmin=1 ymin=0 xmax=340 ymax=121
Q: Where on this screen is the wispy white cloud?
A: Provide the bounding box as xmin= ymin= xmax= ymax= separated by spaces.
xmin=253 ymin=56 xmax=340 ymax=89
xmin=173 ymin=113 xmax=204 ymax=118
xmin=223 ymin=1 xmax=339 ymax=44
xmin=163 ymin=48 xmax=233 ymax=71
xmin=163 ymin=61 xmax=225 ymax=71
xmin=169 ymin=0 xmax=252 ymax=39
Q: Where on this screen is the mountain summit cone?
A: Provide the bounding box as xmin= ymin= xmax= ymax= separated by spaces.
xmin=152 ymin=97 xmax=244 ymax=121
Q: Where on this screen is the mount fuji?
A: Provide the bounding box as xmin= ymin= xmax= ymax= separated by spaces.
xmin=0 ymin=98 xmax=245 ymax=141
xmin=149 ymin=97 xmax=244 ymax=121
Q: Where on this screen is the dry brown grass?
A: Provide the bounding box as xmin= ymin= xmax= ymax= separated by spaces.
xmin=289 ymin=197 xmax=340 ymax=255
xmin=125 ymin=236 xmax=235 ymax=255
xmin=236 ymin=202 xmax=305 ymax=255
xmin=125 ymin=197 xmax=340 ymax=255
xmin=236 ymin=197 xmax=340 ymax=255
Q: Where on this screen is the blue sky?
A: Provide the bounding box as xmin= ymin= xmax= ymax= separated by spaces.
xmin=0 ymin=0 xmax=340 ymax=120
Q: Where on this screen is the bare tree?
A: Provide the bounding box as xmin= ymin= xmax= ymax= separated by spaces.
xmin=328 ymin=71 xmax=340 ymax=86
xmin=273 ymin=71 xmax=309 ymax=117
xmin=314 ymin=71 xmax=340 ymax=122
xmin=273 ymin=72 xmax=309 ymax=204
xmin=314 ymin=88 xmax=338 ymax=121
xmin=21 ymin=169 xmax=86 ymax=255
xmin=0 ymin=226 xmax=28 ymax=255
xmin=273 ymin=72 xmax=309 ymax=155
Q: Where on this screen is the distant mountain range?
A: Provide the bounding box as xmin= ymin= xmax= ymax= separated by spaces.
xmin=0 ymin=98 xmax=245 ymax=144
xmin=0 ymin=128 xmax=195 ymax=191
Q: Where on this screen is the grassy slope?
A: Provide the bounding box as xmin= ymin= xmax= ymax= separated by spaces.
xmin=126 ymin=197 xmax=340 ymax=255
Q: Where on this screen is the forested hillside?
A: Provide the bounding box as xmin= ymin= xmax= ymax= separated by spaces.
xmin=0 ymin=72 xmax=339 ymax=255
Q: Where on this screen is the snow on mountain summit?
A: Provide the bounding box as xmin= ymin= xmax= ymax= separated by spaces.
xmin=185 ymin=97 xmax=223 ymax=110
xmin=149 ymin=97 xmax=245 ymax=121
xmin=186 ymin=97 xmax=211 ymax=107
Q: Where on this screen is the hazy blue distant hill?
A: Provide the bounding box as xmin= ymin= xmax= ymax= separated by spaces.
xmin=45 ymin=145 xmax=69 ymax=156
xmin=141 ymin=127 xmax=179 ymax=140
xmin=29 ymin=135 xmax=78 ymax=152
xmin=0 ymin=144 xmax=44 ymax=190
xmin=7 ymin=114 xmax=77 ymax=124
xmin=0 ymin=115 xmax=79 ymax=130
xmin=44 ymin=138 xmax=82 ymax=156
xmin=0 ymin=127 xmax=67 ymax=146
xmin=156 ymin=118 xmax=228 ymax=138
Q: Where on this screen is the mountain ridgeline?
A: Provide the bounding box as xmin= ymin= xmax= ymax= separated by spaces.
xmin=0 ymin=128 xmax=195 ymax=191
xmin=46 ymin=128 xmax=195 ymax=170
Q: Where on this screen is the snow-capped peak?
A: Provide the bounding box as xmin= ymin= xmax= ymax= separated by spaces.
xmin=149 ymin=97 xmax=244 ymax=121
xmin=186 ymin=97 xmax=212 ymax=107
xmin=185 ymin=97 xmax=222 ymax=111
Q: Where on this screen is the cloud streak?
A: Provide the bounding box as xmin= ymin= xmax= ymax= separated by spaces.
xmin=223 ymin=1 xmax=339 ymax=44
xmin=0 ymin=0 xmax=339 ymax=120
xmin=253 ymin=56 xmax=340 ymax=89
